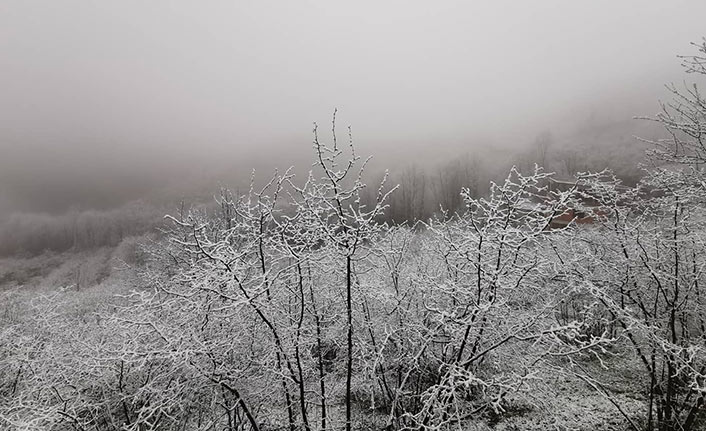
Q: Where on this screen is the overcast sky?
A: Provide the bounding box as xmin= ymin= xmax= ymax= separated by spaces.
xmin=1 ymin=1 xmax=705 ymax=215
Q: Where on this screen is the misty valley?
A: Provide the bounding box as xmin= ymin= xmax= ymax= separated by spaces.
xmin=2 ymin=3 xmax=706 ymax=431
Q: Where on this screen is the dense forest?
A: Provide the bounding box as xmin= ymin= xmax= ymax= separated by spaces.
xmin=1 ymin=40 xmax=706 ymax=431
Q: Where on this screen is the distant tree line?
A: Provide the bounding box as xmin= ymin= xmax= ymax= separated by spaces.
xmin=0 ymin=202 xmax=163 ymax=256
xmin=375 ymin=123 xmax=648 ymax=225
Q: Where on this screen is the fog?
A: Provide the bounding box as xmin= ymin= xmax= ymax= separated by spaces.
xmin=1 ymin=1 xmax=705 ymax=217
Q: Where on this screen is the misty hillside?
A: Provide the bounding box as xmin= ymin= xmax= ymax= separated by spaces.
xmin=0 ymin=112 xmax=664 ymax=258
